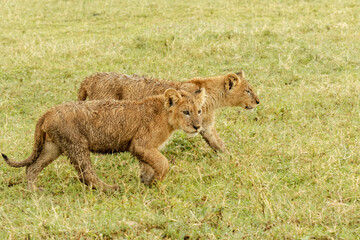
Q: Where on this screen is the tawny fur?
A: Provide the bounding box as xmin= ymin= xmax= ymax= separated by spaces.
xmin=78 ymin=71 xmax=260 ymax=152
xmin=2 ymin=89 xmax=205 ymax=191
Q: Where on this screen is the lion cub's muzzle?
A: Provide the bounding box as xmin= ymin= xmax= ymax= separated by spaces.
xmin=192 ymin=124 xmax=201 ymax=131
xmin=186 ymin=122 xmax=202 ymax=137
xmin=245 ymin=99 xmax=260 ymax=110
xmin=191 ymin=119 xmax=202 ymax=133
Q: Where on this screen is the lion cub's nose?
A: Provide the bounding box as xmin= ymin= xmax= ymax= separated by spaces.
xmin=256 ymin=100 xmax=260 ymax=104
xmin=193 ymin=125 xmax=200 ymax=131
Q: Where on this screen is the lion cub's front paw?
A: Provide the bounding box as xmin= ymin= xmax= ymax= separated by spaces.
xmin=140 ymin=173 xmax=155 ymax=185
xmin=140 ymin=163 xmax=155 ymax=185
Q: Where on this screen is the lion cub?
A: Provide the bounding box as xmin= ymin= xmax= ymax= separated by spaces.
xmin=78 ymin=71 xmax=260 ymax=152
xmin=2 ymin=88 xmax=205 ymax=191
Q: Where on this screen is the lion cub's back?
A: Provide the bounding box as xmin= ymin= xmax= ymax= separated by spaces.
xmin=82 ymin=72 xmax=181 ymax=101
xmin=42 ymin=100 xmax=150 ymax=153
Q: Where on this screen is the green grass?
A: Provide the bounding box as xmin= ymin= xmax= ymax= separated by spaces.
xmin=1 ymin=0 xmax=359 ymax=239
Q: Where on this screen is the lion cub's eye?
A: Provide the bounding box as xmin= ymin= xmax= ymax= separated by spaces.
xmin=183 ymin=110 xmax=190 ymax=115
xmin=198 ymin=110 xmax=202 ymax=115
xmin=245 ymin=90 xmax=251 ymax=95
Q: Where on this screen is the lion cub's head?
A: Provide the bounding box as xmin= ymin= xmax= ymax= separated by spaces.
xmin=224 ymin=70 xmax=260 ymax=110
xmin=164 ymin=88 xmax=206 ymax=135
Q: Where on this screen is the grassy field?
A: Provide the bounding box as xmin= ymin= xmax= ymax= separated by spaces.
xmin=1 ymin=0 xmax=359 ymax=239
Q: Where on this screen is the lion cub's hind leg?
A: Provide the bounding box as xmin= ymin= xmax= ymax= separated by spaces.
xmin=51 ymin=130 xmax=119 ymax=192
xmin=67 ymin=147 xmax=120 ymax=192
xmin=26 ymin=141 xmax=61 ymax=191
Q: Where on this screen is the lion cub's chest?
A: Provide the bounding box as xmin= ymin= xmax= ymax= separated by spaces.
xmin=157 ymin=132 xmax=174 ymax=151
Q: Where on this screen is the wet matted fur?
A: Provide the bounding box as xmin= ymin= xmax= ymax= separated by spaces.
xmin=78 ymin=71 xmax=259 ymax=152
xmin=2 ymin=88 xmax=205 ymax=191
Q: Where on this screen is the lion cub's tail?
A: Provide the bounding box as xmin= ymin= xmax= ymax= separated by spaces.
xmin=78 ymin=78 xmax=89 ymax=101
xmin=2 ymin=115 xmax=47 ymax=168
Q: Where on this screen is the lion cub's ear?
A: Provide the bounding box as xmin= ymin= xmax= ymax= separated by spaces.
xmin=224 ymin=73 xmax=241 ymax=92
xmin=194 ymin=88 xmax=206 ymax=107
xmin=164 ymin=88 xmax=182 ymax=109
xmin=235 ymin=70 xmax=245 ymax=79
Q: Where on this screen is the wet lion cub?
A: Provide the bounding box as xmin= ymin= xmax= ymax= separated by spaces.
xmin=2 ymin=88 xmax=205 ymax=191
